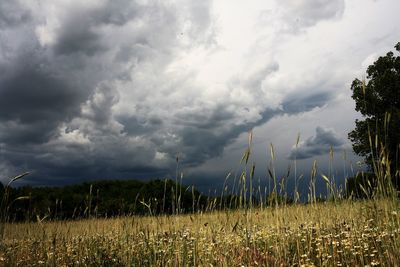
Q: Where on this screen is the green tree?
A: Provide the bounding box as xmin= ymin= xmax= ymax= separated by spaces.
xmin=348 ymin=42 xmax=400 ymax=187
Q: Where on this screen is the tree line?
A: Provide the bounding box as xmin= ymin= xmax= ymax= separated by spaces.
xmin=0 ymin=179 xmax=207 ymax=221
xmin=1 ymin=179 xmax=269 ymax=222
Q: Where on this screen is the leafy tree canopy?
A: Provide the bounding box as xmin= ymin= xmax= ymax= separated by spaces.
xmin=348 ymin=42 xmax=400 ymax=183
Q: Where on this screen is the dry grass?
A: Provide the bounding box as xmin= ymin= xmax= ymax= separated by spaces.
xmin=1 ymin=199 xmax=399 ymax=266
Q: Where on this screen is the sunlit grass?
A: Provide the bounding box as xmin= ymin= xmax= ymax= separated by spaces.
xmin=0 ymin=199 xmax=399 ymax=266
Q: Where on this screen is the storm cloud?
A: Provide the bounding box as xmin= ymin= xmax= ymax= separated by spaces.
xmin=0 ymin=0 xmax=399 ymax=189
xmin=0 ymin=0 xmax=31 ymax=28
xmin=288 ymin=126 xmax=346 ymax=160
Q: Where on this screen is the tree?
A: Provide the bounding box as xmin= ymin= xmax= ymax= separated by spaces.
xmin=348 ymin=42 xmax=400 ymax=188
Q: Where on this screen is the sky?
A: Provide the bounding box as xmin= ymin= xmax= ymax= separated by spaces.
xmin=0 ymin=0 xmax=399 ymax=194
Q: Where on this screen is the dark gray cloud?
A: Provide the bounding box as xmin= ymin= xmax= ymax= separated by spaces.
xmin=52 ymin=1 xmax=165 ymax=57
xmin=154 ymin=88 xmax=332 ymax=167
xmin=0 ymin=0 xmax=218 ymax=185
xmin=117 ymin=115 xmax=163 ymax=136
xmin=0 ymin=53 xmax=86 ymax=145
xmin=282 ymin=91 xmax=332 ymax=113
xmin=0 ymin=0 xmax=338 ymax=187
xmin=288 ymin=126 xmax=345 ymax=160
xmin=0 ymin=0 xmax=31 ymax=28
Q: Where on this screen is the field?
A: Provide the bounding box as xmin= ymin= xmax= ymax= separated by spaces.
xmin=1 ymin=198 xmax=399 ymax=266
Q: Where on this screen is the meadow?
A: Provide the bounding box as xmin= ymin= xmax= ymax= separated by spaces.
xmin=0 ymin=198 xmax=399 ymax=266
xmin=0 ymin=133 xmax=399 ymax=266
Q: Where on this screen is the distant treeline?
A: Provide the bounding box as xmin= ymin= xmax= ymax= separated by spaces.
xmin=1 ymin=179 xmax=266 ymax=221
xmin=0 ymin=174 xmax=388 ymax=222
xmin=0 ymin=179 xmax=207 ymax=221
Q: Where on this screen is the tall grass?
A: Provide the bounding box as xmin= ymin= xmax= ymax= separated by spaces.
xmin=0 ymin=172 xmax=30 ymax=243
xmin=1 ymin=198 xmax=398 ymax=266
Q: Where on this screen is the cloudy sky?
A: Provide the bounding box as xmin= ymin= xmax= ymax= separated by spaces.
xmin=0 ymin=0 xmax=399 ymax=194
